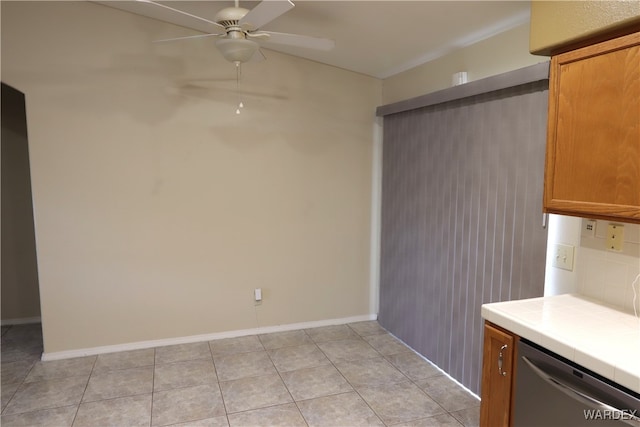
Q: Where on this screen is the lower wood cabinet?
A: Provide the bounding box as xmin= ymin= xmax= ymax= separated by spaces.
xmin=480 ymin=322 xmax=518 ymax=427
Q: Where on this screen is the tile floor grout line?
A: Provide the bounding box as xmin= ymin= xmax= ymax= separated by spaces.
xmin=406 ymin=372 xmax=453 ymax=423
xmin=207 ymin=339 xmax=231 ymax=426
xmin=153 ymin=356 xmax=214 ymax=366
xmin=378 ymin=351 xmax=450 ymax=413
xmin=1 ymin=325 xmax=13 ymax=337
xmin=1 ymin=379 xmax=21 ymax=415
xmin=291 ymin=389 xmax=358 ymax=405
xmin=377 ymin=333 xmax=481 ymax=426
xmin=1 ymin=329 xmax=27 ymax=415
xmin=422 ymin=377 xmax=480 ymax=426
xmin=72 ymin=390 xmax=153 ymax=404
xmin=353 ymin=329 xmax=421 ymax=426
xmin=149 ymin=347 xmax=157 ymax=427
xmin=70 ymin=353 xmax=100 ymax=426
xmin=262 ymin=329 xmax=310 ymax=427
xmin=311 ymin=326 xmax=375 ymax=423
xmin=314 ymin=324 xmax=387 ymax=426
xmin=2 ymin=322 xmax=480 ymax=426
xmin=344 ymin=324 xmax=464 ymax=426
xmin=2 ymin=339 xmax=42 ymax=417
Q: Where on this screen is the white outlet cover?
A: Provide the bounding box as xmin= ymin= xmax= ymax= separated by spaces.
xmin=581 ymin=219 xmax=597 ymax=238
xmin=606 ymin=223 xmax=624 ymax=252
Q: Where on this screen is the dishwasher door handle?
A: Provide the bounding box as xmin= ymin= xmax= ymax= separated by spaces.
xmin=521 ymin=356 xmax=639 ymax=426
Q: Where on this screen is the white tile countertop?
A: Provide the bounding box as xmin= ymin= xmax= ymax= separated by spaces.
xmin=482 ymin=294 xmax=640 ymax=394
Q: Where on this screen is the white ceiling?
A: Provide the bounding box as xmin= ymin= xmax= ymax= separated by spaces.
xmin=97 ymin=1 xmax=531 ymax=79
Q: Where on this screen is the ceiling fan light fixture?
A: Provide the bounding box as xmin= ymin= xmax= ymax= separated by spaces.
xmin=216 ymin=38 xmax=259 ymax=64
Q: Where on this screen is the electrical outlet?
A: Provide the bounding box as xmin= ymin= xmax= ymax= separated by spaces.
xmin=254 ymin=288 xmax=262 ymax=302
xmin=606 ymin=224 xmax=624 ymax=252
xmin=552 ymin=243 xmax=574 ymax=271
xmin=581 ymin=219 xmax=597 ymax=238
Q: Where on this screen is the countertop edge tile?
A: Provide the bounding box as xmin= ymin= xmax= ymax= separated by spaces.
xmin=482 ymin=294 xmax=640 ymax=394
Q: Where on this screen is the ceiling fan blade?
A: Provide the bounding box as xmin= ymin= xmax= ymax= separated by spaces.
xmin=135 ymin=0 xmax=226 ymax=32
xmin=239 ymin=0 xmax=294 ymax=30
xmin=153 ymin=33 xmax=223 ymax=43
xmin=250 ymin=49 xmax=267 ymax=63
xmin=246 ymin=32 xmax=271 ymax=41
xmin=259 ymin=31 xmax=335 ymax=51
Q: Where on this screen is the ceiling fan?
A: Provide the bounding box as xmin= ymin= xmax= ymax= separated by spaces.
xmin=138 ymin=0 xmax=335 ymax=64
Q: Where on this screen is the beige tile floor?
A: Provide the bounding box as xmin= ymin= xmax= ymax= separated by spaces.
xmin=1 ymin=322 xmax=480 ymax=426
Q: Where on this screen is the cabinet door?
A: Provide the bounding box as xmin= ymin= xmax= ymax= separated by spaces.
xmin=544 ymin=31 xmax=640 ymax=223
xmin=480 ymin=322 xmax=516 ymax=427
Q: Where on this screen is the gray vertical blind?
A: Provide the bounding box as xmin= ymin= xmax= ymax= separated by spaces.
xmin=378 ymin=73 xmax=549 ymax=395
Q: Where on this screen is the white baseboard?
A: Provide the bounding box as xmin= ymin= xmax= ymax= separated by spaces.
xmin=1 ymin=316 xmax=41 ymax=326
xmin=41 ymin=313 xmax=377 ymax=361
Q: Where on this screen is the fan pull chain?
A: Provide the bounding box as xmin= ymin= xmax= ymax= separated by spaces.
xmin=235 ymin=61 xmax=244 ymax=114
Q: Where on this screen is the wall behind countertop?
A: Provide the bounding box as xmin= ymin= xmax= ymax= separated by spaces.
xmin=545 ymin=215 xmax=640 ymax=314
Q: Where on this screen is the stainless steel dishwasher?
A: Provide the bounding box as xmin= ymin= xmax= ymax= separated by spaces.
xmin=513 ymin=339 xmax=640 ymax=427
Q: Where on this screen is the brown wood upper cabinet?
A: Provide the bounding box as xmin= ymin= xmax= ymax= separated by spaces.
xmin=544 ymin=31 xmax=640 ymax=224
xmin=480 ymin=322 xmax=517 ymax=427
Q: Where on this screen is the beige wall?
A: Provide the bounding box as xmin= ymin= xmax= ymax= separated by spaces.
xmin=530 ymin=1 xmax=640 ymax=55
xmin=382 ymin=23 xmax=543 ymax=105
xmin=1 ymin=1 xmax=380 ymax=353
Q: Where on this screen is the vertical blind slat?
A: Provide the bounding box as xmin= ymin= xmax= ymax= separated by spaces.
xmin=379 ymin=80 xmax=549 ymax=394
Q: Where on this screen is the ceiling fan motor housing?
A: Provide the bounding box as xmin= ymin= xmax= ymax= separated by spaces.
xmin=213 ymin=7 xmax=258 ymax=63
xmin=215 ymin=7 xmax=250 ymax=29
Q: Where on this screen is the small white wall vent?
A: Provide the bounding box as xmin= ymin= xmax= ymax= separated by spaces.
xmin=452 ymin=71 xmax=468 ymax=86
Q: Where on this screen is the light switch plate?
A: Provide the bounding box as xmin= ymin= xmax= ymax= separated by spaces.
xmin=552 ymin=243 xmax=575 ymax=271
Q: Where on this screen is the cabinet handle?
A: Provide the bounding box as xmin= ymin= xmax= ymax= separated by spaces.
xmin=498 ymin=344 xmax=508 ymax=376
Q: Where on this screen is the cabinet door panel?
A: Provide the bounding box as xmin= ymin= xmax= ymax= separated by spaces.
xmin=544 ymin=32 xmax=640 ymax=223
xmin=480 ymin=322 xmax=516 ymax=427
